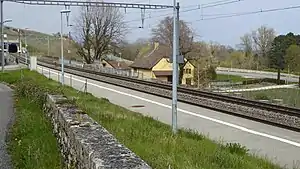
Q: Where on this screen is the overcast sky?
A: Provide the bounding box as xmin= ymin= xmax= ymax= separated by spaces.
xmin=3 ymin=0 xmax=300 ymax=47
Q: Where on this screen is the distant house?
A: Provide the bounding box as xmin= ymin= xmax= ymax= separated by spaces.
xmin=102 ymin=59 xmax=130 ymax=70
xmin=129 ymin=43 xmax=196 ymax=85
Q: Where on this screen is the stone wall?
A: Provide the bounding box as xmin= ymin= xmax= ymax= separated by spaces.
xmin=44 ymin=94 xmax=151 ymax=169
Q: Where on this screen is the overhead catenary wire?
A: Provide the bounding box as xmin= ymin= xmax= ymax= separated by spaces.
xmin=123 ymin=0 xmax=244 ymax=23
xmin=123 ymin=0 xmax=243 ymax=16
xmin=196 ymin=4 xmax=300 ymax=21
xmin=127 ymin=3 xmax=300 ymax=32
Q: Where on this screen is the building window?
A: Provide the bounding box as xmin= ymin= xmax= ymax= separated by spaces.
xmin=185 ymin=68 xmax=191 ymax=74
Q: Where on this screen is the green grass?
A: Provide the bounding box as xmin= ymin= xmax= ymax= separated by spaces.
xmin=4 ymin=26 xmax=77 ymax=59
xmin=7 ymin=94 xmax=63 ymax=169
xmin=217 ymin=74 xmax=248 ymax=82
xmin=242 ymin=88 xmax=300 ymax=108
xmin=0 ymin=69 xmax=286 ymax=169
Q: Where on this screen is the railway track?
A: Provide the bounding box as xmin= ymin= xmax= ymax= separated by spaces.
xmin=18 ymin=56 xmax=300 ymax=131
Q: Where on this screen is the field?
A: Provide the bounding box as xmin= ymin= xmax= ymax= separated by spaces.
xmin=216 ymin=74 xmax=248 ymax=82
xmin=241 ymin=88 xmax=300 ymax=108
xmin=0 ymin=69 xmax=286 ymax=169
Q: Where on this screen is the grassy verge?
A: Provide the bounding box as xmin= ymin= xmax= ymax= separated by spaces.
xmin=7 ymin=90 xmax=63 ymax=168
xmin=241 ymin=88 xmax=300 ymax=108
xmin=217 ymin=74 xmax=248 ymax=82
xmin=0 ymin=69 xmax=285 ymax=169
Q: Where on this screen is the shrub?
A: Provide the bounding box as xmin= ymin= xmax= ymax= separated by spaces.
xmin=14 ymin=77 xmax=63 ymax=106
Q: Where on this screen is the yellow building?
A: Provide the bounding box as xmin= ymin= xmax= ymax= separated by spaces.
xmin=130 ymin=44 xmax=196 ymax=85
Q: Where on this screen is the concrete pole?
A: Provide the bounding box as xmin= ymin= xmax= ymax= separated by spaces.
xmin=1 ymin=1 xmax=4 ymax=72
xmin=171 ymin=1 xmax=179 ymax=134
xmin=60 ymin=12 xmax=64 ymax=85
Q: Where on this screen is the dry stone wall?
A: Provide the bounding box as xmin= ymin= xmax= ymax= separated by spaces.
xmin=44 ymin=94 xmax=151 ymax=169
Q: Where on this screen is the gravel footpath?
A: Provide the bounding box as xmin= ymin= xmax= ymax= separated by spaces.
xmin=0 ymin=83 xmax=13 ymax=169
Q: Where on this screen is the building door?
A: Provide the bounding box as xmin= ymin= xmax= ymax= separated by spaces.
xmin=186 ymin=78 xmax=192 ymax=85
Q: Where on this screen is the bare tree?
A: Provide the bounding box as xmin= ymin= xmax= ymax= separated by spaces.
xmin=252 ymin=25 xmax=276 ymax=66
xmin=74 ymin=3 xmax=127 ymax=64
xmin=239 ymin=33 xmax=253 ymax=57
xmin=74 ymin=6 xmax=93 ymax=63
xmin=151 ymin=16 xmax=194 ymax=84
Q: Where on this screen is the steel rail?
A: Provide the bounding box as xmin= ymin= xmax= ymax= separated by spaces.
xmin=19 ymin=56 xmax=300 ymax=118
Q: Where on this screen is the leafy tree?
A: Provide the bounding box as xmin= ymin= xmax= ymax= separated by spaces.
xmin=229 ymin=51 xmax=245 ymax=68
xmin=268 ymin=32 xmax=300 ymax=84
xmin=285 ymin=44 xmax=300 ymax=73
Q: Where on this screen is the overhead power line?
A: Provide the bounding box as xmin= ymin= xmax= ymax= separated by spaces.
xmin=124 ymin=0 xmax=241 ymax=15
xmin=197 ymin=4 xmax=300 ymax=21
xmin=127 ymin=3 xmax=300 ymax=33
xmin=124 ymin=0 xmax=244 ymax=23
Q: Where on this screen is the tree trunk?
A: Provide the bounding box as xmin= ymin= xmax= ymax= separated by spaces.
xmin=277 ymin=68 xmax=281 ymax=85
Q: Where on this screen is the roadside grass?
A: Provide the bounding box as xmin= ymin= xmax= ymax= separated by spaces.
xmin=7 ymin=93 xmax=63 ymax=169
xmin=217 ymin=74 xmax=248 ymax=82
xmin=241 ymin=88 xmax=300 ymax=108
xmin=0 ymin=69 xmax=286 ymax=169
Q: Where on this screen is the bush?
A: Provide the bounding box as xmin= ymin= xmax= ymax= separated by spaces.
xmin=14 ymin=77 xmax=63 ymax=106
xmin=242 ymin=78 xmax=286 ymax=85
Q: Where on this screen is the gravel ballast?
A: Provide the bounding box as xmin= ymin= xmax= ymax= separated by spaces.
xmin=38 ymin=61 xmax=300 ymax=131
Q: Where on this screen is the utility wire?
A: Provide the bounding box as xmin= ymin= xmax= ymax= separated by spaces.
xmin=127 ymin=3 xmax=300 ymax=32
xmin=124 ymin=0 xmax=244 ymax=23
xmin=124 ymin=0 xmax=243 ymax=16
xmin=196 ymin=4 xmax=300 ymax=21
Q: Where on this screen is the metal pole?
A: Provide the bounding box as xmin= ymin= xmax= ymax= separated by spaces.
xmin=60 ymin=12 xmax=64 ymax=85
xmin=47 ymin=36 xmax=50 ymax=56
xmin=1 ymin=1 xmax=4 ymax=72
xmin=25 ymin=30 xmax=28 ymax=65
xmin=18 ymin=29 xmax=21 ymax=64
xmin=176 ymin=3 xmax=180 ymax=86
xmin=171 ymin=0 xmax=178 ymax=134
